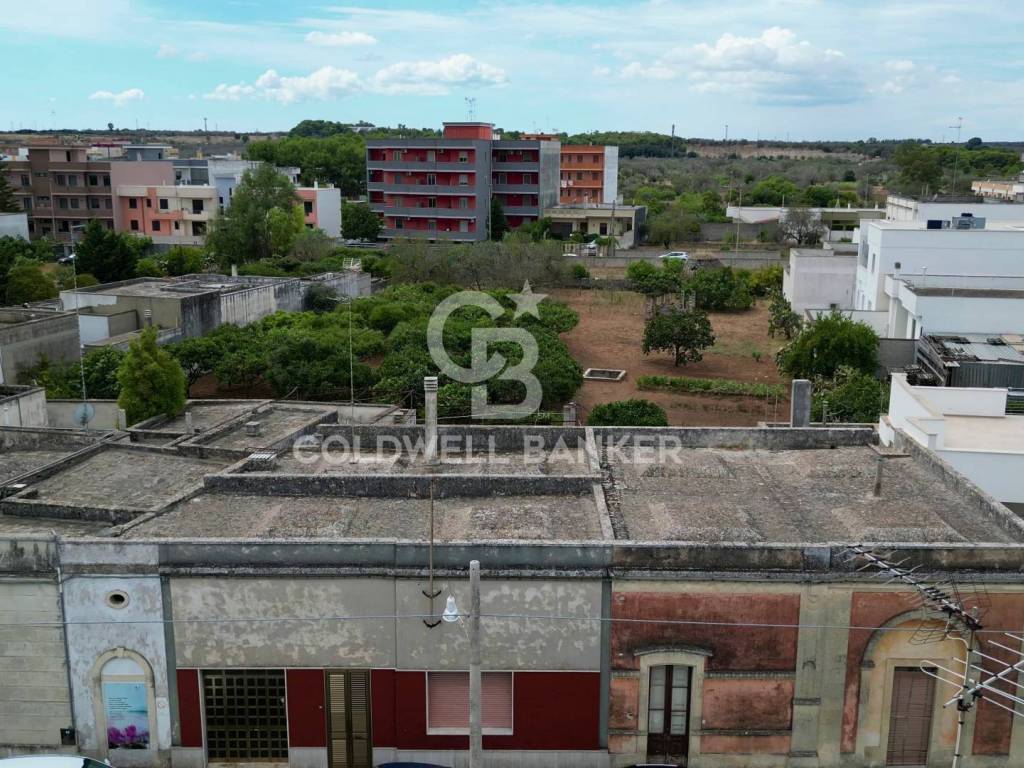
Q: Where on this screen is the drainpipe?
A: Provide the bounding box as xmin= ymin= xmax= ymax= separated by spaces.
xmin=54 ymin=535 xmax=79 ymax=749
xmin=424 ymin=376 xmax=438 ymax=464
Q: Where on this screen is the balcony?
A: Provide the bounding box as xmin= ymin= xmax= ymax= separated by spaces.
xmin=372 ymin=204 xmax=476 ymax=219
xmin=368 ymin=182 xmax=476 ymax=195
xmin=492 ymin=183 xmax=538 ymax=194
xmin=382 ymin=228 xmax=480 ymax=241
xmin=491 ymin=162 xmax=539 ymax=172
xmin=367 ymin=159 xmax=473 ymax=172
xmin=501 ymin=207 xmax=539 ymax=217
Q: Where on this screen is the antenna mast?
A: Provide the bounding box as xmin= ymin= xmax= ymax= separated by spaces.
xmin=465 ymin=97 xmax=477 ymax=121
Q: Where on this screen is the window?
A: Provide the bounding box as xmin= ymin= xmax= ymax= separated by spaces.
xmin=103 ymin=175 xmax=110 ymax=186
xmin=20 ymin=174 xmax=29 ymax=186
xmin=427 ymin=150 xmax=436 ymax=162
xmin=68 ymin=174 xmax=78 ymax=187
xmin=193 ymin=222 xmax=206 ymax=236
xmin=129 ymin=198 xmax=138 ymax=209
xmin=192 ymin=199 xmax=204 ymax=214
xmin=152 ymin=220 xmax=160 ymax=232
xmin=593 ymin=154 xmax=600 ymax=163
xmin=130 ymin=220 xmax=139 ymax=231
xmin=304 ymin=201 xmax=313 ymax=215
xmin=592 ymin=172 xmax=600 ymax=180
xmin=459 ymin=197 xmax=468 ymax=209
xmin=395 ymin=218 xmax=404 ymax=230
xmin=576 ymin=172 xmax=583 ymax=181
xmin=428 ymin=219 xmax=437 ymax=231
xmin=105 ymin=198 xmax=112 ymax=209
xmin=458 ymin=152 xmax=469 ymax=163
xmin=145 ymin=198 xmax=152 ymax=208
xmin=159 ymin=198 xmax=168 ymax=210
xmin=496 ymin=173 xmax=507 ymax=185
xmin=204 ymin=670 xmax=287 ymax=760
xmin=56 ymin=174 xmax=66 ymax=185
xmin=34 ymin=172 xmax=48 ymax=178
xmin=600 ymin=222 xmax=608 ymax=235
xmin=58 ymin=198 xmax=69 ymax=209
xmin=427 ymin=173 xmax=437 ymax=185
xmin=392 ymin=150 xmax=402 ymax=161
xmin=647 ymin=665 xmax=691 ymax=760
xmin=70 ymin=198 xmax=80 ymax=209
xmin=576 ymin=154 xmax=583 ymax=162
xmin=36 ymin=196 xmax=50 ymax=206
xmin=89 ymin=174 xmax=99 ymax=186
xmin=65 ymin=151 xmax=71 ymax=162
xmin=522 ymin=173 xmax=533 ymax=184
xmin=174 ymin=221 xmax=180 ymax=231
xmin=459 ymin=220 xmax=469 ymax=233
xmin=428 ymin=197 xmax=437 ymax=208
xmin=57 ymin=221 xmax=69 ymax=232
xmin=90 ymin=198 xmax=100 ymax=209
xmin=427 ymin=672 xmax=512 ymax=734
xmin=458 ymin=174 xmax=468 ymax=186
xmin=22 ymin=198 xmax=31 ymax=211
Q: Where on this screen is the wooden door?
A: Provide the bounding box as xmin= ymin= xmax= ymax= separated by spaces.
xmin=326 ymin=670 xmax=372 ymax=768
xmin=886 ymin=667 xmax=936 ymax=766
xmin=646 ymin=665 xmax=691 ymax=763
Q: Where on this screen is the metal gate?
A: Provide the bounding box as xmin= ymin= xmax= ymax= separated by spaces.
xmin=326 ymin=670 xmax=372 ymax=768
xmin=886 ymin=667 xmax=936 ymax=765
xmin=203 ymin=669 xmax=288 ymax=761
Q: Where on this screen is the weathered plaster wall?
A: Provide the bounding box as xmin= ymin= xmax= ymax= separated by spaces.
xmin=0 ymin=578 xmax=72 ymax=752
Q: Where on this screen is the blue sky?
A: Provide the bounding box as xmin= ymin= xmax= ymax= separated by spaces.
xmin=4 ymin=0 xmax=1022 ymax=140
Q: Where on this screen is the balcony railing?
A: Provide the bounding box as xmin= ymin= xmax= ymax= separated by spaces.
xmin=367 ymin=160 xmax=474 ymax=172
xmin=501 ymin=206 xmax=540 ymax=217
xmin=368 ymin=182 xmax=476 ymax=195
xmin=382 ymin=228 xmax=480 ymax=241
xmin=372 ymin=205 xmax=476 ymax=219
xmin=492 ymin=183 xmax=538 ymax=194
xmin=491 ymin=162 xmax=540 ymax=172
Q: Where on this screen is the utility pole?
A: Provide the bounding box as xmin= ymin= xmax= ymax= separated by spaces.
xmin=724 ymin=123 xmax=729 ymax=143
xmin=203 ymin=117 xmax=208 ymax=133
xmin=950 ymin=116 xmax=964 ymax=194
xmin=469 ymin=560 xmax=482 ymax=768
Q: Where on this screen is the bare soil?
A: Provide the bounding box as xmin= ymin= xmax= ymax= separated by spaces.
xmin=552 ymin=288 xmax=791 ymax=426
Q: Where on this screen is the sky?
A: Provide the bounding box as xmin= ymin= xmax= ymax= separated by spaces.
xmin=4 ymin=0 xmax=1022 ymax=140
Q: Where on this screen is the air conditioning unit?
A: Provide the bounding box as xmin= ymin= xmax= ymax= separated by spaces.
xmin=952 ymin=216 xmax=985 ymax=230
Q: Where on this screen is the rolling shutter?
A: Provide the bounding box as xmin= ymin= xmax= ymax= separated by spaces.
xmin=427 ymin=672 xmax=513 ymax=731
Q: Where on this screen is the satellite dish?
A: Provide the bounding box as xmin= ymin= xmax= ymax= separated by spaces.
xmin=73 ymin=402 xmax=95 ymax=427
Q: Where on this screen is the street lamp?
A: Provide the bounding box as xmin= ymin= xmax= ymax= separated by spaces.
xmin=439 ymin=560 xmax=483 ymax=768
xmin=68 ymin=224 xmax=89 ymax=411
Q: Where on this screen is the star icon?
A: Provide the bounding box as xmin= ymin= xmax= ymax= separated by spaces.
xmin=510 ymin=280 xmax=546 ymax=319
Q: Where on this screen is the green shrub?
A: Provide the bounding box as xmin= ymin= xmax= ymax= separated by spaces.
xmin=571 ymin=263 xmax=591 ymax=280
xmin=587 ymin=399 xmax=668 ymax=427
xmin=637 ymin=374 xmax=785 ymax=398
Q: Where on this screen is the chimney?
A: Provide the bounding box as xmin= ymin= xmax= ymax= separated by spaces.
xmin=790 ymin=379 xmax=812 ymax=427
xmin=184 ymin=411 xmax=194 ymax=435
xmin=562 ymin=401 xmax=578 ymax=427
xmin=244 ymin=421 xmax=263 ymax=436
xmin=117 ymin=408 xmax=128 ymax=431
xmin=231 ymin=263 xmax=238 ymax=277
xmin=424 ymin=376 xmax=439 ymax=464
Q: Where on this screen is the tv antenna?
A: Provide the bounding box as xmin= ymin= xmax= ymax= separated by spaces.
xmin=950 ymin=116 xmax=964 ymax=193
xmin=464 ymin=96 xmax=477 ymax=121
xmin=847 ymin=546 xmax=1024 ymax=768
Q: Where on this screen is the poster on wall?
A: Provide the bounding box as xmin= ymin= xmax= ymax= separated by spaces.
xmin=103 ymin=681 xmax=150 ymax=749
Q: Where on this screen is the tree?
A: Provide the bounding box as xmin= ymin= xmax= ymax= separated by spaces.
xmin=966 ymin=136 xmax=983 ymax=149
xmin=642 ymin=308 xmax=715 ymax=366
xmin=205 ymin=165 xmax=298 ymax=268
xmin=266 ymin=204 xmax=305 ymax=256
xmin=342 ymin=201 xmax=382 ymax=241
xmin=164 ymin=246 xmax=205 ymax=276
xmin=304 ymin=283 xmax=339 ymax=313
xmin=647 ymin=207 xmax=701 ymax=247
xmin=812 ymin=366 xmax=887 ymax=424
xmin=0 ymin=160 xmax=19 ymax=213
xmin=626 ymin=260 xmax=682 ymax=296
xmin=289 ymin=229 xmax=334 ymax=262
xmin=5 ymin=261 xmax=57 ymax=304
xmin=768 ymin=291 xmax=802 ymax=339
xmin=686 ymin=267 xmax=753 ymax=311
xmin=778 ymin=207 xmax=826 ymax=246
xmin=18 ymin=347 xmax=125 ymax=399
xmin=802 ymin=185 xmax=836 ymax=207
xmin=777 ymin=312 xmax=879 ymax=379
xmin=893 ymin=142 xmax=943 ymax=193
xmin=587 ymin=399 xmax=668 ymax=427
xmin=116 ymin=327 xmax=187 ymax=425
xmin=169 ymin=336 xmax=221 ymax=390
xmin=0 ymin=235 xmax=52 ymax=297
xmin=747 ymin=175 xmax=800 ymax=206
xmin=135 ymin=257 xmax=165 ymax=277
xmin=74 ymin=219 xmax=142 ymax=283
xmin=489 ymin=196 xmax=507 ymax=240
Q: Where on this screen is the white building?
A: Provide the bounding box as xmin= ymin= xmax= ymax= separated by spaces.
xmin=884 ymin=274 xmax=1024 ymax=339
xmin=855 ymin=219 xmax=1024 ymax=313
xmin=885 ymin=193 xmax=1024 ymax=222
xmin=881 ymin=373 xmax=1024 ymax=510
xmin=783 ymin=245 xmax=857 ymax=315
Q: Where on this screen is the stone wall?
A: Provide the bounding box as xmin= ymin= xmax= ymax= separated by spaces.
xmin=0 ymin=310 xmax=79 ymax=384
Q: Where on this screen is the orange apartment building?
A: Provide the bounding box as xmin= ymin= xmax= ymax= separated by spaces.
xmin=523 ymin=135 xmax=619 ymax=205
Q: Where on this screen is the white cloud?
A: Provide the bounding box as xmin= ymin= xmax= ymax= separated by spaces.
xmin=372 ymin=53 xmax=506 ymax=95
xmin=156 ymin=43 xmax=208 ymax=62
xmin=305 ymin=30 xmax=376 ymax=47
xmin=685 ymin=27 xmax=858 ymax=105
xmin=592 ymin=65 xmax=612 ymax=77
xmin=156 ymin=43 xmax=178 ymax=59
xmin=885 ymin=59 xmax=915 ymax=73
xmin=88 ymin=88 xmax=144 ymax=106
xmin=204 ymin=65 xmax=360 ymax=103
xmin=880 ymin=80 xmax=904 ymax=94
xmin=620 ymin=61 xmax=676 ymax=81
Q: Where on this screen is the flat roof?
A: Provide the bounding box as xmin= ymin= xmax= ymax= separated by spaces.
xmin=607 ymin=445 xmax=1018 ymax=544
xmin=942 ymin=415 xmax=1024 ymax=453
xmin=91 ymin=280 xmax=215 ymax=298
xmin=124 ymin=492 xmax=602 ymax=541
xmin=870 ymin=220 xmax=1024 ymax=231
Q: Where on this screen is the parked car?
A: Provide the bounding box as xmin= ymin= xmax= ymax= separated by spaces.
xmin=581 ymin=242 xmax=599 ymax=254
xmin=57 ymin=253 xmax=76 ymax=265
xmin=0 ymin=757 xmax=110 ymax=768
xmin=659 ymin=251 xmax=689 ymax=261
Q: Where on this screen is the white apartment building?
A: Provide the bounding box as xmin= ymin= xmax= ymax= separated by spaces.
xmin=885 ymin=193 xmax=1024 ymax=222
xmin=783 ymin=245 xmax=857 ymax=315
xmin=883 ymin=274 xmax=1024 ymax=339
xmin=881 ymin=373 xmax=1024 ymax=510
xmin=855 ymin=220 xmax=1024 ymax=314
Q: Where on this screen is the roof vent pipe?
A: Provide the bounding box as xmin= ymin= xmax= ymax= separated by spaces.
xmin=424 ymin=376 xmax=439 ymax=464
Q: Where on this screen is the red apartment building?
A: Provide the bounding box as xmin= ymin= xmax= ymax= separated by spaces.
xmin=366 ymin=122 xmax=561 ymax=241
xmin=523 ymin=134 xmax=620 ymax=205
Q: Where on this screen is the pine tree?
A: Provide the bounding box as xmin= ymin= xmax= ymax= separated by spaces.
xmin=0 ymin=160 xmax=20 ymax=213
xmin=489 ymin=196 xmax=507 ymax=240
xmin=117 ymin=327 xmax=187 ymax=426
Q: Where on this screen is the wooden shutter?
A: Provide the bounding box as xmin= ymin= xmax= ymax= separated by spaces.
xmin=886 ymin=667 xmax=936 ymax=766
xmin=326 ymin=670 xmax=372 ymax=768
